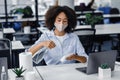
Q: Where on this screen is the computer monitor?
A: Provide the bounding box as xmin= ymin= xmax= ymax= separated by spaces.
xmin=76 ymin=50 xmax=117 ymax=75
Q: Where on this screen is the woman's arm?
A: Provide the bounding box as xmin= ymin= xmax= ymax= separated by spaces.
xmin=66 ymin=54 xmax=87 ymax=63
xmin=71 ymin=34 xmax=88 ymax=63
xmin=29 ymin=42 xmax=44 ymax=55
xmin=29 ymin=40 xmax=56 ymax=55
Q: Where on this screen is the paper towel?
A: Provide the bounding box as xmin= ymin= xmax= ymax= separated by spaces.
xmin=24 ymin=26 xmax=30 ymax=34
xmin=19 ymin=52 xmax=33 ymax=72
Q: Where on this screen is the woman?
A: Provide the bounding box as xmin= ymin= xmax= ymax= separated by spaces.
xmin=28 ymin=6 xmax=88 ymax=65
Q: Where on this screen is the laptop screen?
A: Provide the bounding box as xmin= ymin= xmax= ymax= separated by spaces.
xmin=76 ymin=50 xmax=117 ymax=75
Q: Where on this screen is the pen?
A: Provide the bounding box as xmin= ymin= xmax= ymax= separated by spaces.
xmin=45 ymin=32 xmax=50 ymax=40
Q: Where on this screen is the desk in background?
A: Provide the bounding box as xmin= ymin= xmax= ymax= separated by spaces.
xmin=77 ymin=14 xmax=120 ymax=20
xmin=35 ymin=63 xmax=120 ymax=80
xmin=0 ymin=17 xmax=45 ymax=23
xmin=76 ymin=24 xmax=120 ymax=35
xmin=3 ymin=28 xmax=15 ymax=41
xmin=37 ymin=27 xmax=50 ymax=33
xmin=12 ymin=41 xmax=25 ymax=50
xmin=3 ymin=28 xmax=15 ymax=34
xmin=11 ymin=41 xmax=25 ymax=68
xmin=37 ymin=24 xmax=120 ymax=35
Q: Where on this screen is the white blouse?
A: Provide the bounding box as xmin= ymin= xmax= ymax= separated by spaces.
xmin=30 ymin=30 xmax=88 ymax=65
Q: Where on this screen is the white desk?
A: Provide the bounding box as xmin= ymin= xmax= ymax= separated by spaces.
xmin=0 ymin=17 xmax=44 ymax=23
xmin=103 ymin=14 xmax=120 ymax=18
xmin=77 ymin=14 xmax=120 ymax=20
xmin=11 ymin=41 xmax=24 ymax=50
xmin=8 ymin=68 xmax=42 ymax=80
xmin=0 ymin=19 xmax=6 ymax=23
xmin=76 ymin=11 xmax=103 ymax=15
xmin=35 ymin=63 xmax=120 ymax=80
xmin=11 ymin=41 xmax=25 ymax=68
xmin=0 ymin=14 xmax=17 ymax=17
xmin=3 ymin=28 xmax=15 ymax=34
xmin=76 ymin=24 xmax=120 ymax=35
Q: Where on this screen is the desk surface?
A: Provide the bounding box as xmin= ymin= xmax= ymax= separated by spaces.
xmin=3 ymin=28 xmax=15 ymax=34
xmin=12 ymin=41 xmax=25 ymax=50
xmin=36 ymin=63 xmax=120 ymax=80
xmin=76 ymin=24 xmax=120 ymax=35
xmin=77 ymin=14 xmax=120 ymax=19
xmin=75 ymin=11 xmax=103 ymax=15
xmin=8 ymin=68 xmax=41 ymax=80
xmin=37 ymin=27 xmax=50 ymax=33
xmin=0 ymin=17 xmax=44 ymax=22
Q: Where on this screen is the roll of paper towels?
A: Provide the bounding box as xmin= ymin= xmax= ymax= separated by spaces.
xmin=19 ymin=52 xmax=33 ymax=72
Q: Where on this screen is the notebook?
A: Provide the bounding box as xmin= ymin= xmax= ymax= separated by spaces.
xmin=76 ymin=50 xmax=117 ymax=75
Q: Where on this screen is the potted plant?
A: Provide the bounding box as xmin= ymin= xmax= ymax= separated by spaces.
xmin=98 ymin=63 xmax=111 ymax=78
xmin=12 ymin=66 xmax=26 ymax=80
xmin=85 ymin=13 xmax=103 ymax=29
xmin=10 ymin=6 xmax=33 ymax=19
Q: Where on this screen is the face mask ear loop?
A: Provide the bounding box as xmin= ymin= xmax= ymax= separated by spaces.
xmin=53 ymin=26 xmax=55 ymax=31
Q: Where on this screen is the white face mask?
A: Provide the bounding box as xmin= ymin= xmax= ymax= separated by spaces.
xmin=54 ymin=23 xmax=68 ymax=32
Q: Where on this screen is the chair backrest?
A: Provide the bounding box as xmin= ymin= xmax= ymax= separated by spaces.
xmin=73 ymin=28 xmax=96 ymax=54
xmin=0 ymin=38 xmax=12 ymax=68
xmin=109 ymin=8 xmax=120 ymax=23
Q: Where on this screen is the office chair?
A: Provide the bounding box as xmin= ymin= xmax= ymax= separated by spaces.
xmin=89 ymin=12 xmax=111 ymax=52
xmin=0 ymin=38 xmax=12 ymax=68
xmin=109 ymin=8 xmax=120 ymax=23
xmin=73 ymin=28 xmax=96 ymax=54
xmin=109 ymin=8 xmax=120 ymax=55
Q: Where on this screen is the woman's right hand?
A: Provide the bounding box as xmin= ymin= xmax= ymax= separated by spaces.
xmin=41 ymin=40 xmax=56 ymax=49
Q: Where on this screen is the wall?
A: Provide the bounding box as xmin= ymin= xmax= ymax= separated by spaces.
xmin=58 ymin=0 xmax=74 ymax=10
xmin=74 ymin=0 xmax=111 ymax=8
xmin=0 ymin=0 xmax=120 ymax=14
xmin=111 ymin=0 xmax=120 ymax=11
xmin=0 ymin=0 xmax=33 ymax=14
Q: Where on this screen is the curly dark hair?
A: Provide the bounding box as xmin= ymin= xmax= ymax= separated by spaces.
xmin=45 ymin=6 xmax=77 ymax=33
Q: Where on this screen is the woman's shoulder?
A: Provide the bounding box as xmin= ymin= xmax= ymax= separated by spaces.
xmin=68 ymin=32 xmax=78 ymax=38
xmin=40 ymin=30 xmax=54 ymax=38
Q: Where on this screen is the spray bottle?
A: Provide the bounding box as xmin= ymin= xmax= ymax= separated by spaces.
xmin=1 ymin=66 xmax=7 ymax=80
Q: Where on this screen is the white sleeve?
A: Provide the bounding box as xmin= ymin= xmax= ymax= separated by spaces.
xmin=28 ymin=33 xmax=48 ymax=64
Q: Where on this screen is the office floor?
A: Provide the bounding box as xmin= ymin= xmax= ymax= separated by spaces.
xmin=101 ymin=40 xmax=112 ymax=51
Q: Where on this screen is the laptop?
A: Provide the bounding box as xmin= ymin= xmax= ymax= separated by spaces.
xmin=0 ymin=57 xmax=8 ymax=80
xmin=76 ymin=50 xmax=117 ymax=75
